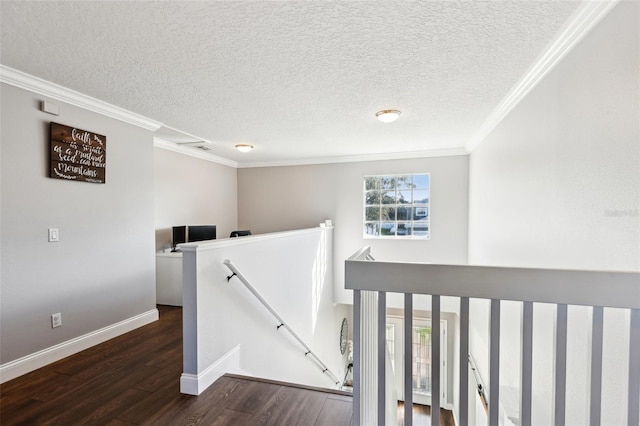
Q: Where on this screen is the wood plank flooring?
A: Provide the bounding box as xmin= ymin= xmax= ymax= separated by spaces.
xmin=1 ymin=305 xmax=454 ymax=425
xmin=397 ymin=402 xmax=455 ymax=426
xmin=0 ymin=306 xmax=353 ymax=425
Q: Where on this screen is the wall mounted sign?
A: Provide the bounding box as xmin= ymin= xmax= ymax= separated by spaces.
xmin=50 ymin=122 xmax=106 ymax=184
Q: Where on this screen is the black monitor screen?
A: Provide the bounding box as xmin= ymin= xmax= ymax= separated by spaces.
xmin=188 ymin=225 xmax=216 ymax=242
xmin=172 ymin=226 xmax=187 ymax=248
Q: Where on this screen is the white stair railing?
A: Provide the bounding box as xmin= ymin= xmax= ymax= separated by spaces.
xmin=346 ymin=246 xmax=640 ymax=426
xmin=224 ymin=259 xmax=341 ymax=388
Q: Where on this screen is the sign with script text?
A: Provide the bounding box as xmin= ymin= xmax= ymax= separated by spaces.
xmin=50 ymin=122 xmax=106 ymax=184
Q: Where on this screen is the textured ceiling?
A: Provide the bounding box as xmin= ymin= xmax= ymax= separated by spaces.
xmin=0 ymin=1 xmax=581 ymax=165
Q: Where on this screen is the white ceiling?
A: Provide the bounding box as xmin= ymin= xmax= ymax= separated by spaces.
xmin=0 ymin=1 xmax=585 ymax=166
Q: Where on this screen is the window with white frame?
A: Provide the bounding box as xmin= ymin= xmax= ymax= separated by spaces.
xmin=363 ymin=174 xmax=430 ymax=239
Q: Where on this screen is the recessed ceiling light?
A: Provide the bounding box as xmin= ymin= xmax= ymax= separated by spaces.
xmin=235 ymin=144 xmax=254 ymax=153
xmin=376 ymin=109 xmax=401 ymax=123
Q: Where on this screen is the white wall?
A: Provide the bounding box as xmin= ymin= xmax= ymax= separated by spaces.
xmin=238 ymin=156 xmax=469 ymax=304
xmin=468 ymin=2 xmax=639 ymax=272
xmin=0 ymin=84 xmax=157 ymax=366
xmin=180 ymin=227 xmax=347 ymax=392
xmin=467 ymin=2 xmax=639 ymax=425
xmin=154 ymin=147 xmax=238 ymax=251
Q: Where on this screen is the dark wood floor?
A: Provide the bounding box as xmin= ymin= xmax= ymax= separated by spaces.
xmin=0 ymin=305 xmax=353 ymax=425
xmin=398 ymin=402 xmax=455 ymax=426
xmin=1 ymin=305 xmax=453 ymax=425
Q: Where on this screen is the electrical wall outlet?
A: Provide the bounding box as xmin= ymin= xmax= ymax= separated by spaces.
xmin=51 ymin=312 xmax=62 ymax=328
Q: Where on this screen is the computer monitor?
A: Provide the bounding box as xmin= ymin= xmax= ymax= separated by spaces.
xmin=172 ymin=226 xmax=187 ymax=250
xmin=188 ymin=225 xmax=216 ymax=242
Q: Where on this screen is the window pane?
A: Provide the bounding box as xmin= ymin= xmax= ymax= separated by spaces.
xmin=397 ymin=206 xmax=411 ymax=221
xmin=397 ymin=175 xmax=413 ymax=190
xmin=413 ymin=174 xmax=429 ymax=189
xmin=381 ymin=206 xmax=396 ymax=221
xmin=413 ymin=189 xmax=429 ymax=204
xmin=365 ymin=206 xmax=380 ymax=221
xmin=365 ymin=176 xmax=380 ymax=190
xmin=396 ymin=222 xmax=411 ymax=236
xmin=412 ymin=224 xmax=429 ymax=237
xmin=397 ymin=190 xmax=412 ymax=204
xmin=386 ymin=324 xmax=395 ymax=373
xmin=380 ymin=221 xmax=394 ymax=236
xmin=413 ymin=207 xmax=428 ymax=219
xmin=381 ymin=191 xmax=396 ymax=204
xmin=365 ymin=190 xmax=380 ymax=205
xmin=412 ymin=326 xmax=432 ymax=395
xmin=381 ymin=176 xmax=396 ymax=190
xmin=364 ymin=222 xmax=379 ymax=236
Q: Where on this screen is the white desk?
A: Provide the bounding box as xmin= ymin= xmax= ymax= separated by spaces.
xmin=156 ymin=252 xmax=183 ymax=306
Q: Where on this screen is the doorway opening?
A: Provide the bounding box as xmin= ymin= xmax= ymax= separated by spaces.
xmin=386 ymin=316 xmax=448 ymax=406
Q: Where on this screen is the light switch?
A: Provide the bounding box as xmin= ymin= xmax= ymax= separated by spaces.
xmin=48 ymin=228 xmax=59 ymax=242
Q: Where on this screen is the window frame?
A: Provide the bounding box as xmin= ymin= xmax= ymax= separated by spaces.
xmin=363 ymin=173 xmax=430 ymax=240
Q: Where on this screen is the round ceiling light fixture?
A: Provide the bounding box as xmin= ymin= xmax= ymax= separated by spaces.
xmin=375 ymin=109 xmax=401 ymax=123
xmin=235 ymin=144 xmax=254 ymax=153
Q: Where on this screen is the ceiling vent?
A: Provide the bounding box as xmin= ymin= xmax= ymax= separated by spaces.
xmin=175 ymin=140 xmax=213 ymax=151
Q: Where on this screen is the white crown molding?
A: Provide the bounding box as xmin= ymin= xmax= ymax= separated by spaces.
xmin=1 ymin=65 xmax=466 ymax=166
xmin=465 ymin=0 xmax=620 ymax=153
xmin=237 ymin=147 xmax=468 ymax=168
xmin=154 ymin=137 xmax=239 ymax=168
xmin=0 ymin=308 xmax=158 ymax=383
xmin=0 ymin=65 xmax=163 ymax=131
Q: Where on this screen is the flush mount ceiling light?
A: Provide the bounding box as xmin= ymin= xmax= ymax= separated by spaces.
xmin=375 ymin=109 xmax=401 ymax=123
xmin=235 ymin=144 xmax=254 ymax=153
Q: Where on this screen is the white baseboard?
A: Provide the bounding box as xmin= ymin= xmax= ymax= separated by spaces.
xmin=0 ymin=308 xmax=159 ymax=384
xmin=452 ymin=407 xmax=459 ymax=426
xmin=180 ymin=345 xmax=241 ymax=395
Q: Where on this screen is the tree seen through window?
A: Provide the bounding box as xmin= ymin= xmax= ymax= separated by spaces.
xmin=363 ymin=174 xmax=430 ymax=238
